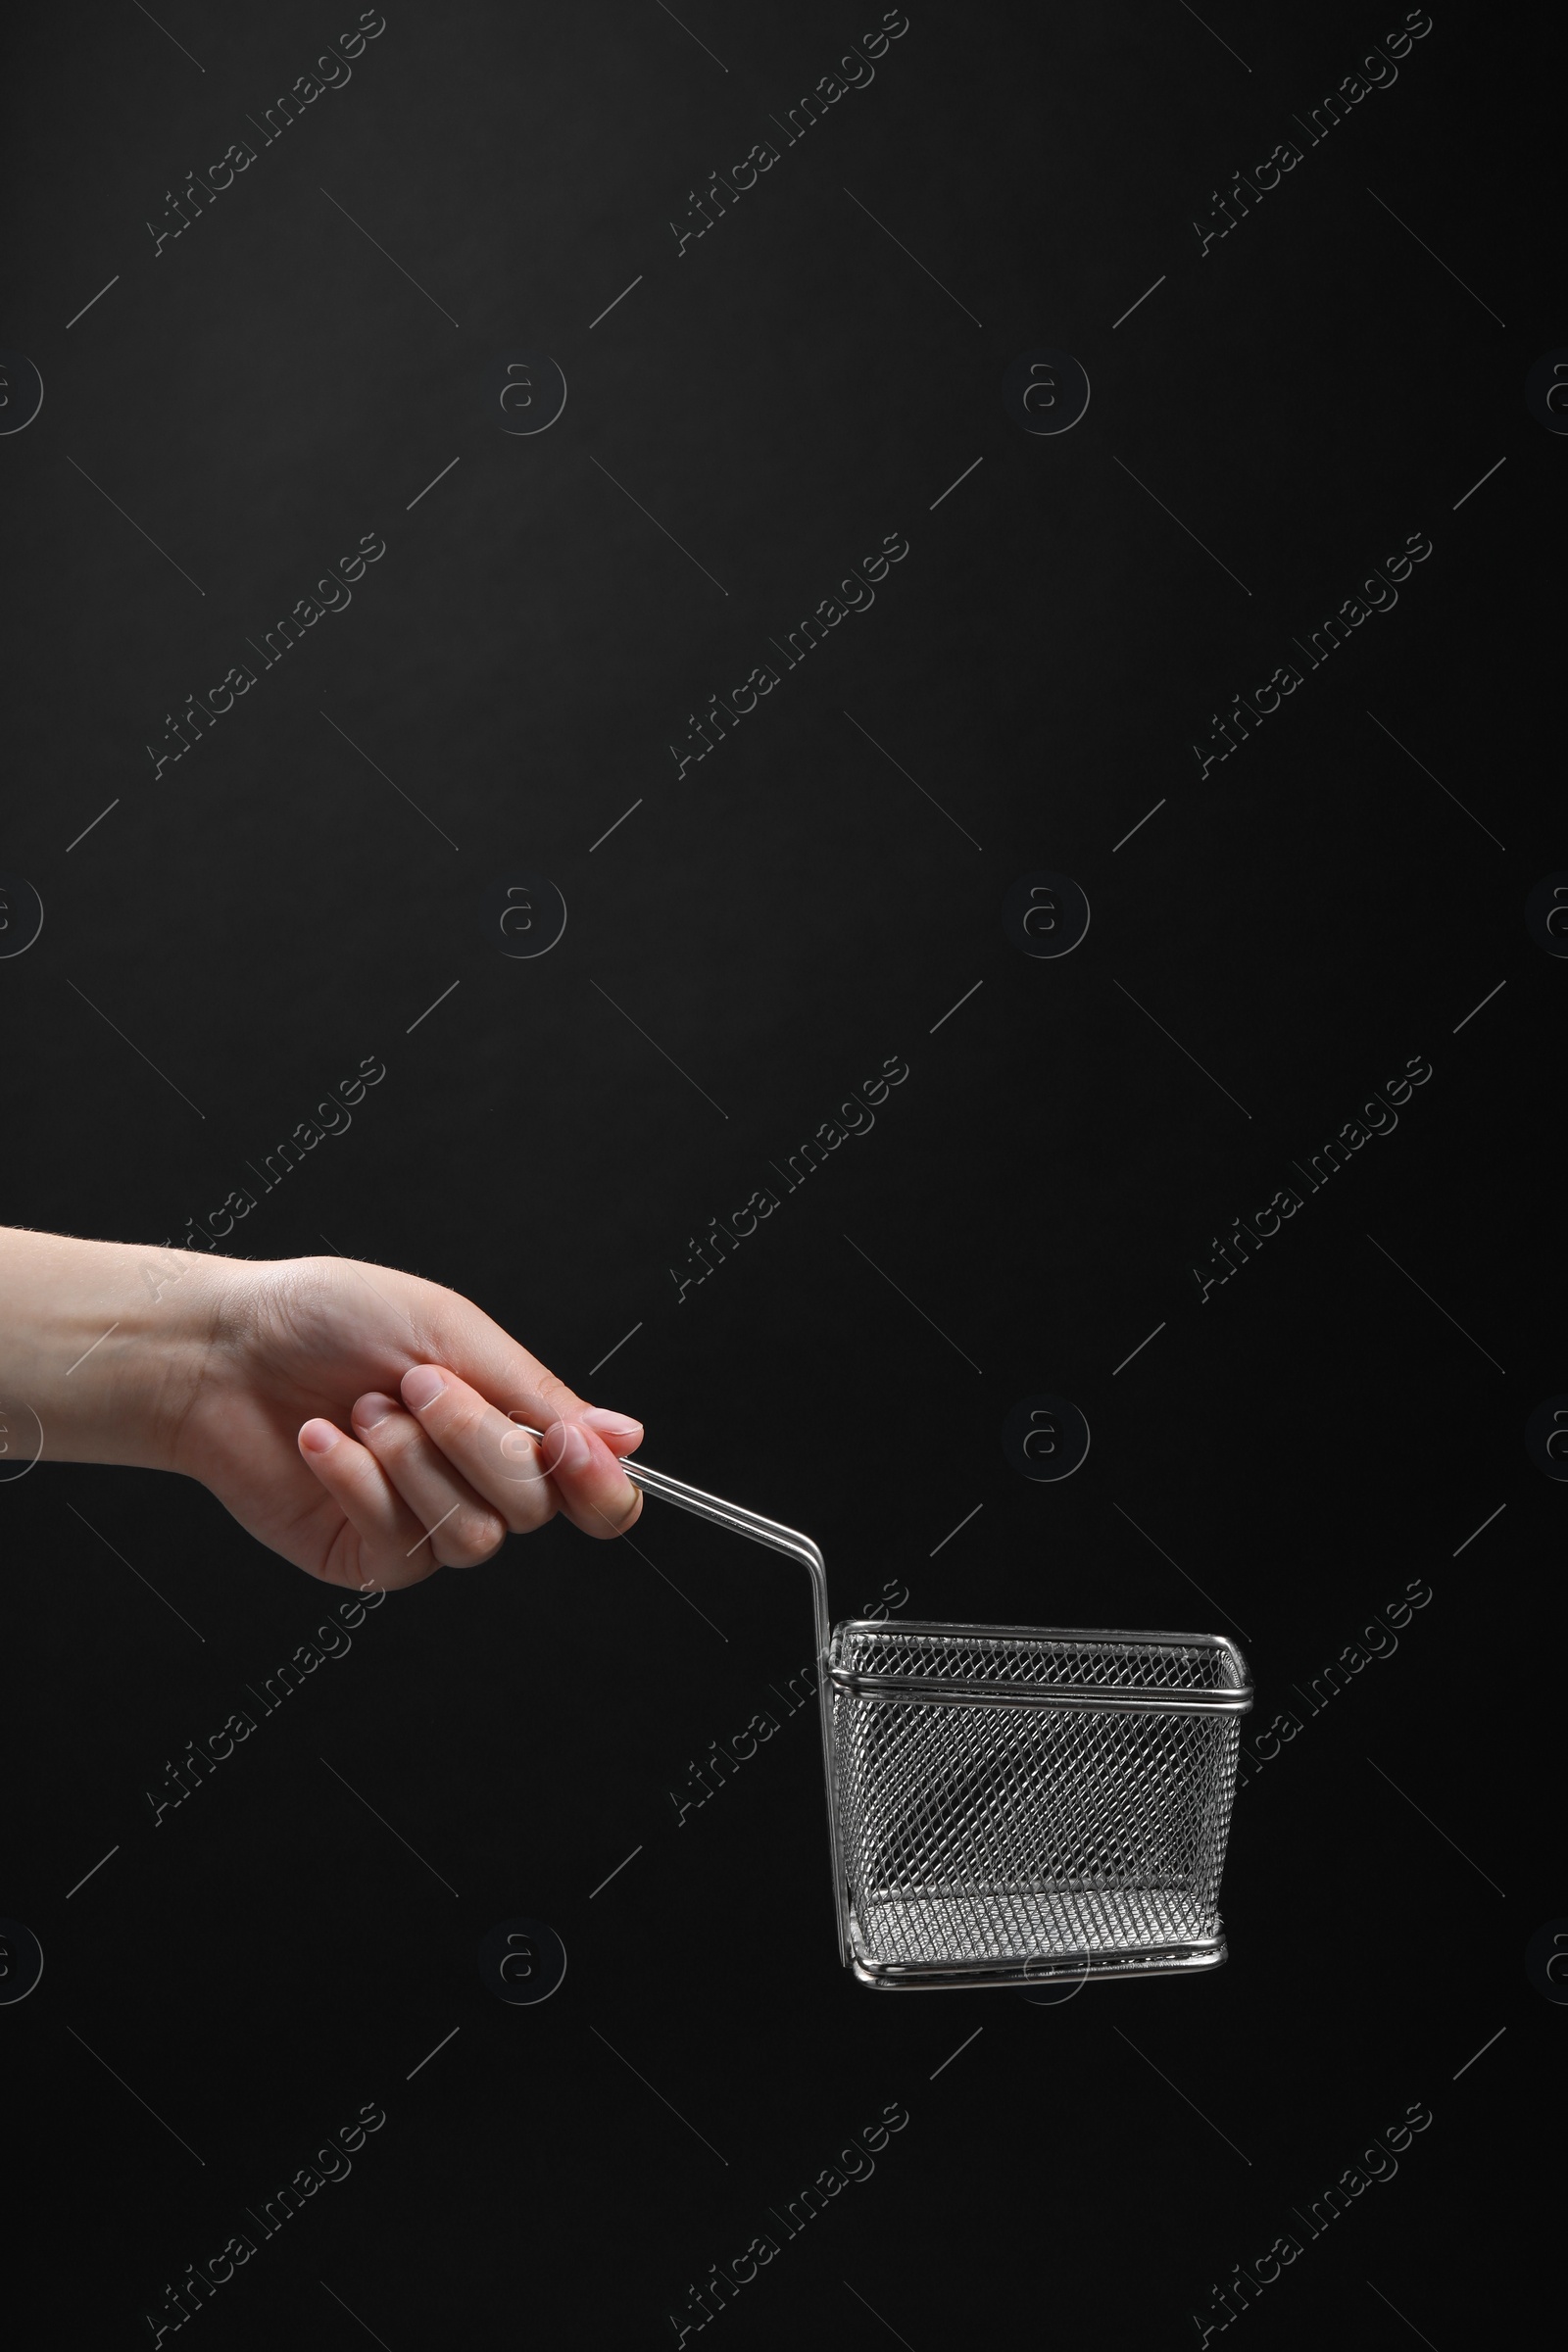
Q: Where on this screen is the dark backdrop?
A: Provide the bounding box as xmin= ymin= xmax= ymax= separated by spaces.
xmin=1 ymin=2 xmax=1555 ymax=2344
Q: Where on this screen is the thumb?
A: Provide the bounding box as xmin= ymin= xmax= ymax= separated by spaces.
xmin=420 ymin=1286 xmax=643 ymax=1453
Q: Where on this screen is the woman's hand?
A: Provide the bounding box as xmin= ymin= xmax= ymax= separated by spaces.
xmin=3 ymin=1228 xmax=643 ymax=1592
xmin=184 ymin=1253 xmax=644 ymax=1590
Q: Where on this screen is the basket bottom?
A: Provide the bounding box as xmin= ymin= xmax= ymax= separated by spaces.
xmin=848 ymin=1885 xmax=1225 ymax=1989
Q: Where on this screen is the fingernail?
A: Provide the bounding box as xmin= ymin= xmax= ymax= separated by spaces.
xmin=582 ymin=1408 xmax=643 ymax=1441
xmin=299 ymin=1420 xmax=339 ymax=1456
xmin=402 ymin=1366 xmax=447 ymax=1412
xmin=550 ymin=1421 xmax=590 ymax=1475
xmin=353 ymin=1394 xmax=398 ymax=1432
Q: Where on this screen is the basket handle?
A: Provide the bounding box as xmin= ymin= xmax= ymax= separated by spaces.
xmin=513 ymin=1427 xmax=831 ymax=1660
xmin=515 ymin=1426 xmax=847 ymax=1962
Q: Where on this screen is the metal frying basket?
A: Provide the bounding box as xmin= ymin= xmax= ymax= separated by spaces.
xmin=568 ymin=1438 xmax=1251 ymax=1990
xmin=828 ymin=1618 xmax=1250 ymax=1987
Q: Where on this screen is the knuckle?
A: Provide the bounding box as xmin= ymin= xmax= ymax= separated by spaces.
xmin=437 ymin=1389 xmax=489 ymax=1446
xmin=441 ymin=1510 xmax=507 ymax=1566
xmin=365 ymin=1415 xmax=418 ymax=1466
xmin=504 ymin=1488 xmax=555 ymax=1536
xmin=534 ymin=1370 xmax=581 ymax=1417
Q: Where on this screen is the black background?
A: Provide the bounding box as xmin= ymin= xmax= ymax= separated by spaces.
xmin=1 ymin=1 xmax=1556 ymax=2343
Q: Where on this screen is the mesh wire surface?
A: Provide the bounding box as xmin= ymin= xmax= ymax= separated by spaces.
xmin=832 ymin=1627 xmax=1242 ymax=1969
xmin=838 ymin=1626 xmax=1237 ymax=1691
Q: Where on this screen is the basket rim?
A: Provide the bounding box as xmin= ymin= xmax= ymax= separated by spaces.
xmin=827 ymin=1618 xmax=1252 ymax=1712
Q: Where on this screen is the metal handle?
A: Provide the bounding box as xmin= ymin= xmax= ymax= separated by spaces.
xmin=623 ymin=1459 xmax=834 ymax=1664
xmin=518 ymin=1425 xmax=847 ymax=1963
xmin=514 ymin=1427 xmax=831 ymax=1659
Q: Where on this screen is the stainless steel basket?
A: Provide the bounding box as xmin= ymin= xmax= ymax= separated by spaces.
xmin=574 ymin=1438 xmax=1252 ymax=1990
xmin=829 ymin=1618 xmax=1250 ymax=1987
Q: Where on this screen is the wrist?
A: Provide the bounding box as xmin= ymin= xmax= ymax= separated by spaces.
xmin=1 ymin=1228 xmax=242 ymax=1475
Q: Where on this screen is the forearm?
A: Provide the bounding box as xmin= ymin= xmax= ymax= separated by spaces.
xmin=0 ymin=1226 xmax=232 ymax=1472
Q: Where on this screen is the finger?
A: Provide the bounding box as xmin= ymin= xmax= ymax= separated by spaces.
xmin=402 ymin=1366 xmax=642 ymax=1542
xmin=533 ymin=1413 xmax=645 ymax=1542
xmin=408 ymin=1297 xmax=643 ymax=1468
xmin=378 ymin=1369 xmax=558 ymax=1531
xmin=580 ymin=1407 xmax=644 ymax=1457
xmin=347 ymin=1394 xmax=509 ymax=1568
xmin=297 ymin=1418 xmax=452 ymax=1590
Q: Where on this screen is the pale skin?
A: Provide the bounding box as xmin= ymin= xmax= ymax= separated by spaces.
xmin=1 ymin=1227 xmax=643 ymax=1590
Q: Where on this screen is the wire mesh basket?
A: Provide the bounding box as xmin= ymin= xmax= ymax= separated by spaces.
xmin=829 ymin=1619 xmax=1250 ymax=1988
xmin=541 ymin=1432 xmax=1253 ymax=1990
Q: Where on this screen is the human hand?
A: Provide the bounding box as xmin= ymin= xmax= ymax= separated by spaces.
xmin=174 ymin=1251 xmax=643 ymax=1590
